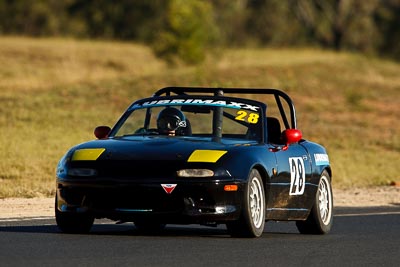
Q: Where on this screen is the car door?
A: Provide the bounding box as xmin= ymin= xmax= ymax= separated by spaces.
xmin=266 ymin=142 xmax=312 ymax=218
xmin=263 ymin=114 xmax=313 ymax=217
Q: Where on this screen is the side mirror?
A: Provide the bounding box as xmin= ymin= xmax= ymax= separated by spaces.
xmin=94 ymin=126 xmax=111 ymax=139
xmin=269 ymin=129 xmax=302 ymax=152
xmin=282 ymin=129 xmax=302 ymax=145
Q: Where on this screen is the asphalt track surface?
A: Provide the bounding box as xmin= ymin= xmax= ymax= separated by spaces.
xmin=0 ymin=207 xmax=399 ymax=267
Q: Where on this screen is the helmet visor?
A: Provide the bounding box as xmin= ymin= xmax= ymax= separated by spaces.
xmin=157 ymin=116 xmax=181 ymax=131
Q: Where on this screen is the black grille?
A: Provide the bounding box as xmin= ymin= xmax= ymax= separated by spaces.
xmin=63 ymin=185 xmax=184 ymax=213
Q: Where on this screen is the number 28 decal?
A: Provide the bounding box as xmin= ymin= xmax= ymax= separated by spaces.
xmin=235 ymin=111 xmax=259 ymax=124
xmin=289 ymin=157 xmax=305 ymax=195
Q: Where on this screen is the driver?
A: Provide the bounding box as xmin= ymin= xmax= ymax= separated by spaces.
xmin=157 ymin=107 xmax=187 ymax=136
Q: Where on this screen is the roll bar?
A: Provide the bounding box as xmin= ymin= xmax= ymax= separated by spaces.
xmin=153 ymin=87 xmax=297 ymax=129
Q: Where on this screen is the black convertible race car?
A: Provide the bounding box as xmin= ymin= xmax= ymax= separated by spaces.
xmin=56 ymin=87 xmax=333 ymax=237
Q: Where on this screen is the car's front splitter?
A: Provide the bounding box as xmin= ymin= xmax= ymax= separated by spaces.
xmin=56 ymin=179 xmax=245 ymax=224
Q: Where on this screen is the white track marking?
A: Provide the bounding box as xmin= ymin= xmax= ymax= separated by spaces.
xmin=334 ymin=211 xmax=400 ymax=217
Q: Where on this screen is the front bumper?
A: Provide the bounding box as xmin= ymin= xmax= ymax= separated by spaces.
xmin=56 ymin=179 xmax=244 ymax=224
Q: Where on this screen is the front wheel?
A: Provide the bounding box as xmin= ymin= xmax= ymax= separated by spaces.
xmin=55 ymin=197 xmax=94 ymax=234
xmin=227 ymin=169 xmax=265 ymax=237
xmin=296 ymin=170 xmax=333 ymax=234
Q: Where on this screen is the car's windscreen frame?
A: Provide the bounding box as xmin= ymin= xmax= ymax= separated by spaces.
xmin=109 ymin=96 xmax=266 ymax=142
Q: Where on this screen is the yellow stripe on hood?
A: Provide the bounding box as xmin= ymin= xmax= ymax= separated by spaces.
xmin=72 ymin=148 xmax=105 ymax=161
xmin=188 ymin=150 xmax=227 ymax=163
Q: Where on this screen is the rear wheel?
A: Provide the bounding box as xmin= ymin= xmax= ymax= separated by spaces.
xmin=55 ymin=197 xmax=94 ymax=234
xmin=227 ymin=169 xmax=265 ymax=237
xmin=296 ymin=170 xmax=333 ymax=234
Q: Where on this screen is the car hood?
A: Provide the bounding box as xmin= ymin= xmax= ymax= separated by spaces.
xmin=71 ymin=136 xmax=256 ymax=162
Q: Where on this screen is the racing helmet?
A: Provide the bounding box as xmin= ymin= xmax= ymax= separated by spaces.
xmin=157 ymin=107 xmax=186 ymax=133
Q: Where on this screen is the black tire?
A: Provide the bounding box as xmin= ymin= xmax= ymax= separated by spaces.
xmin=55 ymin=197 xmax=94 ymax=234
xmin=227 ymin=169 xmax=266 ymax=237
xmin=296 ymin=170 xmax=333 ymax=234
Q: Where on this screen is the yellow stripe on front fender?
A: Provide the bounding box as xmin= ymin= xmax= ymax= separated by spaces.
xmin=71 ymin=148 xmax=105 ymax=161
xmin=188 ymin=150 xmax=227 ymax=163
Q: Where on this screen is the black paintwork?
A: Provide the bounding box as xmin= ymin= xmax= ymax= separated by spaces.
xmin=56 ymin=87 xmax=331 ymax=225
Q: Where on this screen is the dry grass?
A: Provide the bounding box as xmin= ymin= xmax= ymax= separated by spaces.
xmin=0 ymin=36 xmax=164 ymax=91
xmin=0 ymin=36 xmax=399 ymax=198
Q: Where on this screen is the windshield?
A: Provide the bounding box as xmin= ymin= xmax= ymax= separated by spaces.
xmin=112 ymin=97 xmax=264 ymax=142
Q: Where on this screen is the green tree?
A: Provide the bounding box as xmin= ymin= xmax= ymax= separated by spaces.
xmin=66 ymin=0 xmax=167 ymax=40
xmin=152 ymin=0 xmax=219 ymax=64
xmin=374 ymin=0 xmax=400 ymax=60
xmin=0 ymin=0 xmax=68 ymax=36
xmin=246 ymin=0 xmax=307 ymax=46
xmin=210 ymin=0 xmax=249 ymax=46
xmin=292 ymin=0 xmax=380 ymax=52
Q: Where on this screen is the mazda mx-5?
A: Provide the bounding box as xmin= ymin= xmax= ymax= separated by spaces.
xmin=56 ymin=87 xmax=333 ymax=237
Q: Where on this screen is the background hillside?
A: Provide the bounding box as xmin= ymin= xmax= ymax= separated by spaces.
xmin=1 ymin=0 xmax=400 ymax=63
xmin=0 ymin=36 xmax=399 ymax=198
